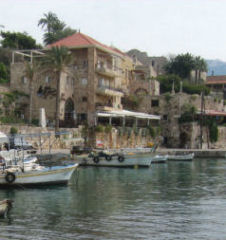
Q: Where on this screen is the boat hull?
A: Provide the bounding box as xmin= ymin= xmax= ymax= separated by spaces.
xmin=167 ymin=153 xmax=194 ymax=161
xmin=0 ymin=164 xmax=78 ymax=187
xmin=80 ymin=156 xmax=151 ymax=168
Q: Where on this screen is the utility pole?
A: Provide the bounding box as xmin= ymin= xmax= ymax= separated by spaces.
xmin=200 ymin=92 xmax=204 ymax=149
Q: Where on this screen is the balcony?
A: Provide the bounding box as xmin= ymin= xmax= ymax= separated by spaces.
xmin=95 ymin=64 xmax=116 ymax=78
xmin=96 ymin=85 xmax=124 ymax=97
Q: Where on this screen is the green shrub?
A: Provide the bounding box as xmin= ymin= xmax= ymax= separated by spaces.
xmin=208 ymin=119 xmax=218 ymax=143
xmin=164 ymin=93 xmax=172 ymax=103
xmin=0 ymin=116 xmax=25 ymax=124
xmin=31 ymin=119 xmax=39 ymax=126
xmin=179 ymin=104 xmax=197 ymax=123
xmin=105 ymin=124 xmax=112 ymax=133
xmin=10 ymin=127 xmax=18 ymax=135
xmin=148 ymin=126 xmax=156 ymax=138
xmin=95 ymin=125 xmax=104 ymax=133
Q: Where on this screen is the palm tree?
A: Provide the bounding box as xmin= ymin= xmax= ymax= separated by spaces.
xmin=42 ymin=46 xmax=72 ymax=133
xmin=38 ymin=12 xmax=65 ymax=33
xmin=24 ymin=61 xmax=40 ymax=124
xmin=194 ymin=56 xmax=208 ymax=83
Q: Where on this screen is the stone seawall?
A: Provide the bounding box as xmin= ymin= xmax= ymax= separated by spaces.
xmin=157 ymin=149 xmax=226 ymax=158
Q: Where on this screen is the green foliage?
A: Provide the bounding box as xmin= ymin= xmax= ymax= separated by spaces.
xmin=105 ymin=124 xmax=112 ymax=133
xmin=10 ymin=127 xmax=18 ymax=135
xmin=0 ymin=116 xmax=25 ymax=124
xmin=122 ymin=94 xmax=141 ymax=110
xmin=148 ymin=126 xmax=156 ymax=138
xmin=95 ymin=125 xmax=104 ymax=133
xmin=165 ymin=53 xmax=207 ymax=80
xmin=164 ymin=92 xmax=172 ymax=102
xmin=157 ymin=74 xmax=210 ymax=95
xmin=183 ymin=81 xmax=210 ymax=95
xmin=0 ymin=62 xmax=8 ymax=82
xmin=157 ymin=74 xmax=181 ymax=94
xmin=179 ymin=104 xmax=197 ymax=123
xmin=31 ymin=119 xmax=39 ymax=126
xmin=208 ymin=119 xmax=218 ymax=143
xmin=165 ymin=53 xmax=195 ymax=79
xmin=0 ymin=31 xmax=40 ymax=49
xmin=38 ymin=11 xmax=76 ymax=45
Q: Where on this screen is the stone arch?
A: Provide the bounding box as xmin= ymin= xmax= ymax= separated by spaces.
xmin=135 ymin=88 xmax=148 ymax=96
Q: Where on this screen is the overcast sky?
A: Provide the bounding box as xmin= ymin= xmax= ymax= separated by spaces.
xmin=0 ymin=0 xmax=226 ymax=60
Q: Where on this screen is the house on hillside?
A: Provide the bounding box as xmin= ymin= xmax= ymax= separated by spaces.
xmin=10 ymin=32 xmax=160 ymax=128
xmin=206 ymin=75 xmax=226 ymax=99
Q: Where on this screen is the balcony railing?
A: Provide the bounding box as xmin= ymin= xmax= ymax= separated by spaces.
xmin=96 ymin=85 xmax=124 ymax=97
xmin=95 ymin=64 xmax=116 ymax=78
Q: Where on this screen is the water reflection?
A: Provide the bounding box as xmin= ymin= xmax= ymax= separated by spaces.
xmin=0 ymin=158 xmax=225 ymax=240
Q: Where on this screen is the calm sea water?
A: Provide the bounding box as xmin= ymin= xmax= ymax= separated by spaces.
xmin=0 ymin=158 xmax=226 ymax=240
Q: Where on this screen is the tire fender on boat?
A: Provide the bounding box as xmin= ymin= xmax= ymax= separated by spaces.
xmin=118 ymin=155 xmax=125 ymax=162
xmin=5 ymin=172 xmax=16 ymax=184
xmin=105 ymin=155 xmax=112 ymax=161
xmin=93 ymin=156 xmax=100 ymax=164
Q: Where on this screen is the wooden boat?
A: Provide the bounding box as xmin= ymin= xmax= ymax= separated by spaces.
xmin=167 ymin=153 xmax=194 ymax=161
xmin=0 ymin=163 xmax=78 ymax=187
xmin=151 ymin=154 xmax=168 ymax=163
xmin=0 ymin=199 xmax=13 ymax=217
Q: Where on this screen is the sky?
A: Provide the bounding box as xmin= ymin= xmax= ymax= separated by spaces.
xmin=0 ymin=0 xmax=226 ymax=60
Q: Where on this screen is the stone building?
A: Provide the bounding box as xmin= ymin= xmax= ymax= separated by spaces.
xmin=205 ymin=75 xmax=226 ymax=99
xmin=10 ymin=32 xmax=160 ymax=128
xmin=137 ymin=92 xmax=226 ymax=149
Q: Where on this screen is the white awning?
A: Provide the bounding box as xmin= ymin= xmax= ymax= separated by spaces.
xmin=97 ymin=109 xmax=160 ymax=120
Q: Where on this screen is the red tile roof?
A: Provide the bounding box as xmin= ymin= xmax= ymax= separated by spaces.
xmin=197 ymin=109 xmax=226 ymax=116
xmin=206 ymin=75 xmax=226 ymax=85
xmin=47 ymin=32 xmax=124 ymax=56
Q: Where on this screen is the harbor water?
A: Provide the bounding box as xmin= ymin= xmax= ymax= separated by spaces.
xmin=0 ymin=158 xmax=226 ymax=240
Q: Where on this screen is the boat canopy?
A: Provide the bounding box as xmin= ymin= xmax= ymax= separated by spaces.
xmin=97 ymin=110 xmax=161 ymax=120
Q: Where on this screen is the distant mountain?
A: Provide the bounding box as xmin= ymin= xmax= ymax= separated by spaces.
xmin=206 ymin=59 xmax=226 ymax=76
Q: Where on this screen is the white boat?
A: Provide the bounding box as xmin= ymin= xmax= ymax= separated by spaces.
xmin=151 ymin=154 xmax=168 ymax=163
xmin=0 ymin=164 xmax=78 ymax=187
xmin=167 ymin=153 xmax=194 ymax=161
xmin=81 ymin=154 xmax=152 ymax=168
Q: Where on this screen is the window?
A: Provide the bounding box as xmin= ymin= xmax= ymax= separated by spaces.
xmin=163 ymin=115 xmax=168 ymax=120
xmin=81 ymin=113 xmax=87 ymax=121
xmin=83 ymin=60 xmax=88 ymax=68
xmin=45 ymin=76 xmax=51 ymax=84
xmin=21 ymin=76 xmax=28 ymax=84
xmin=81 ymin=78 xmax=87 ymax=85
xmin=98 ymin=78 xmax=105 ymax=87
xmin=82 ymin=96 xmax=87 ymax=102
xmin=151 ymin=100 xmax=159 ymax=107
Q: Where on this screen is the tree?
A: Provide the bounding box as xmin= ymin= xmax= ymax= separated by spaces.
xmin=165 ymin=53 xmax=208 ymax=82
xmin=38 ymin=12 xmax=65 ymax=34
xmin=165 ymin=53 xmax=195 ymax=79
xmin=24 ymin=61 xmax=40 ymax=124
xmin=0 ymin=31 xmax=41 ymax=49
xmin=194 ymin=56 xmax=208 ymax=83
xmin=38 ymin=12 xmax=76 ymax=45
xmin=42 ymin=46 xmax=72 ymax=133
